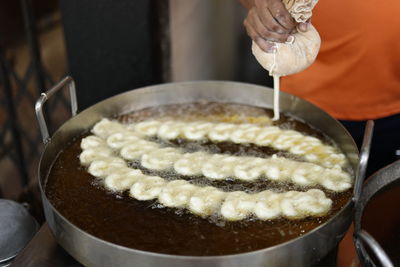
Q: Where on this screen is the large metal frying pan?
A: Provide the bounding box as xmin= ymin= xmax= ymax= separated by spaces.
xmin=36 ymin=77 xmax=365 ymax=267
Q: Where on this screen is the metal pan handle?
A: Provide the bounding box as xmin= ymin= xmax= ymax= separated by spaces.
xmin=352 ymin=120 xmax=374 ymax=203
xmin=354 ymin=230 xmax=394 ymax=267
xmin=35 ymin=76 xmax=78 ymax=145
xmin=353 ymin=160 xmax=400 ymax=267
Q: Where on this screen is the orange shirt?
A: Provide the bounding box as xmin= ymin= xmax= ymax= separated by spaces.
xmin=281 ymin=0 xmax=400 ymax=120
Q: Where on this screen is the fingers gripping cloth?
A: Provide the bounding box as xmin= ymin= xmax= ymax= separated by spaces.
xmin=252 ymin=0 xmax=320 ymax=76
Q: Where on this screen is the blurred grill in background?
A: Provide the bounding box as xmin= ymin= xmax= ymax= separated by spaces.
xmin=0 ymin=0 xmax=69 ymax=219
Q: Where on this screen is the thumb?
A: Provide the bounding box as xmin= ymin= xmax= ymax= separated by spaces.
xmin=298 ymin=19 xmax=311 ymax=32
xmin=298 ymin=22 xmax=309 ymax=32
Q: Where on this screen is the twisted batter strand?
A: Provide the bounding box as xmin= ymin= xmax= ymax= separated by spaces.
xmin=80 ymin=137 xmax=333 ymax=221
xmin=91 ymin=119 xmax=352 ymax=192
xmin=130 ymin=119 xmax=347 ymax=168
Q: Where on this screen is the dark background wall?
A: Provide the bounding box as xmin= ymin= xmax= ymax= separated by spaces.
xmin=59 ymin=0 xmax=163 ymax=110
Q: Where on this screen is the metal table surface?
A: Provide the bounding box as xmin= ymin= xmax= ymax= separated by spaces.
xmin=10 ymin=224 xmax=338 ymax=267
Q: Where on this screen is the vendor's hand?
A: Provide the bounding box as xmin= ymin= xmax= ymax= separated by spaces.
xmin=241 ymin=0 xmax=307 ymax=53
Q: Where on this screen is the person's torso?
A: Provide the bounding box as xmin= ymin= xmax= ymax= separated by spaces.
xmin=281 ymin=0 xmax=400 ymax=120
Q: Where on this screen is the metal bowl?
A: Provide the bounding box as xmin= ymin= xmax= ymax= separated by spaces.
xmin=36 ymin=77 xmax=360 ymax=267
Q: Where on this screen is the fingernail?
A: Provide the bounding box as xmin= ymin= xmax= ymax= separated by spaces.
xmin=285 ymin=35 xmax=295 ymax=44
